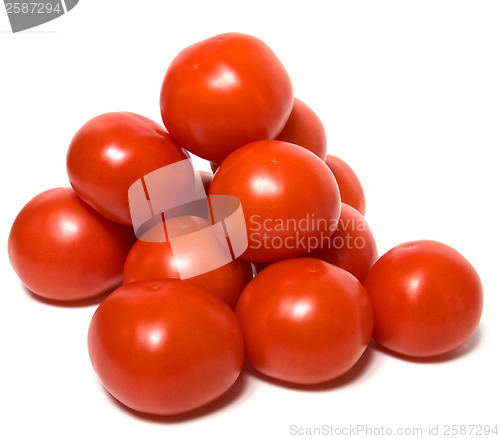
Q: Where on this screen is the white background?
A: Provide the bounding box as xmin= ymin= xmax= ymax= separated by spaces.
xmin=1 ymin=1 xmax=499 ymax=438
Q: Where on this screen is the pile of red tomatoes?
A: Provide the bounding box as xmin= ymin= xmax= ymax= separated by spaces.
xmin=8 ymin=32 xmax=483 ymax=417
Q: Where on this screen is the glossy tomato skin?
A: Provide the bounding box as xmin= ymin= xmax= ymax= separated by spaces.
xmin=88 ymin=279 xmax=244 ymax=416
xmin=66 ymin=112 xmax=189 ymax=226
xmin=363 ymin=240 xmax=483 ymax=358
xmin=275 ymin=97 xmax=327 ymax=161
xmin=235 ymin=258 xmax=374 ymax=385
xmin=209 ymin=140 xmax=341 ymax=262
xmin=160 ymin=32 xmax=294 ymax=163
xmin=325 ymin=155 xmax=366 ymax=216
xmin=308 ymin=203 xmax=378 ymax=282
xmin=123 ymin=216 xmax=253 ymax=309
xmin=8 ymin=188 xmax=136 ymax=301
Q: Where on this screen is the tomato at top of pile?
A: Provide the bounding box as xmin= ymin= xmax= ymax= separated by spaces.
xmin=160 ymin=32 xmax=294 ymax=163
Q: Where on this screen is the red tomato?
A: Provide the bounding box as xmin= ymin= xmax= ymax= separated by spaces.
xmin=275 ymin=97 xmax=327 ymax=160
xmin=209 ymin=140 xmax=341 ymax=262
xmin=160 ymin=32 xmax=294 ymax=163
xmin=308 ymin=203 xmax=378 ymax=282
xmin=123 ymin=216 xmax=253 ymax=308
xmin=325 ymin=155 xmax=366 ymax=216
xmin=363 ymin=240 xmax=483 ymax=358
xmin=235 ymin=257 xmax=373 ymax=385
xmin=66 ymin=112 xmax=189 ymax=226
xmin=88 ymin=279 xmax=244 ymax=416
xmin=8 ymin=188 xmax=136 ymax=301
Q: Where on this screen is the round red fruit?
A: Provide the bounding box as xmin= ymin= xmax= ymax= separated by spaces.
xmin=88 ymin=279 xmax=244 ymax=416
xmin=363 ymin=240 xmax=483 ymax=358
xmin=66 ymin=112 xmax=189 ymax=226
xmin=209 ymin=140 xmax=341 ymax=262
xmin=235 ymin=257 xmax=374 ymax=385
xmin=160 ymin=32 xmax=294 ymax=163
xmin=8 ymin=187 xmax=136 ymax=301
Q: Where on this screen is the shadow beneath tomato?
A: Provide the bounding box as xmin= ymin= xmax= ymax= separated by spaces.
xmin=102 ymin=370 xmax=254 ymax=423
xmin=369 ymin=325 xmax=485 ymax=363
xmin=21 ymin=283 xmax=116 ymax=308
xmin=241 ymin=345 xmax=380 ymax=392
